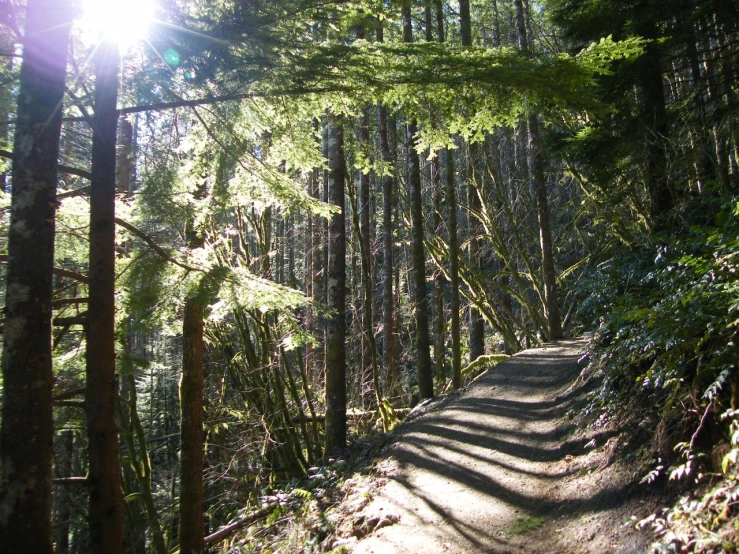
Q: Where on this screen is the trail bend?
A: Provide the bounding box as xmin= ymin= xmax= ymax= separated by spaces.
xmin=342 ymin=339 xmax=650 ymax=554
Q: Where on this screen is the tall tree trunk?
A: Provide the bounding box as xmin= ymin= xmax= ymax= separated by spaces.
xmin=636 ymin=21 xmax=671 ymax=223
xmin=322 ymin=124 xmax=330 ymax=378
xmin=444 ymin=148 xmax=463 ymax=389
xmin=467 ymin=145 xmax=485 ymax=360
xmin=377 ymin=23 xmax=398 ymax=395
xmin=0 ymin=2 xmax=71 ymax=551
xmin=0 ymin=41 xmax=12 ymax=194
xmin=434 ymin=0 xmax=462 ymax=389
xmin=324 ymin=115 xmax=347 ymax=457
xmin=403 ymin=2 xmax=434 ymax=400
xmin=53 ymin=431 xmax=74 ymax=554
xmin=514 ymin=0 xmax=562 ymax=341
xmin=305 ymin=173 xmax=315 ymax=384
xmin=432 ymin=149 xmax=446 ymax=383
xmin=458 ymin=0 xmax=485 ymax=360
xmin=116 ymin=117 xmax=134 ymax=195
xmin=459 ymin=0 xmax=472 ymax=46
xmin=86 ymin=38 xmax=124 ymax=554
xmin=426 ymin=0 xmax=446 ymax=385
xmin=358 ymin=106 xmax=378 ymax=408
xmin=179 ymin=298 xmax=205 ymax=554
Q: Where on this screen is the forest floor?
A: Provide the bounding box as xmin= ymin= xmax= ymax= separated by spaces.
xmin=327 ymin=338 xmax=660 ymax=553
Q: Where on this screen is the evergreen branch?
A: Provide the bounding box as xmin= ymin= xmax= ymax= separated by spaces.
xmin=114 ymin=217 xmax=203 ymax=273
xmin=0 ymin=148 xmax=92 ymax=183
xmin=0 ymin=255 xmax=90 ymax=284
xmin=61 ymin=87 xmax=354 ymax=122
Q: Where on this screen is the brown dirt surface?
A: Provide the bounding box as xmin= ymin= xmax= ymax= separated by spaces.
xmin=330 ymin=339 xmax=658 ymax=553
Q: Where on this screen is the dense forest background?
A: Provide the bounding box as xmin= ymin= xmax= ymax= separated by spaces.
xmin=0 ymin=0 xmax=737 ymax=552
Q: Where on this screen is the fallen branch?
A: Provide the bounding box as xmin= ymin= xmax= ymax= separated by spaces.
xmin=204 ymin=503 xmax=279 ymax=545
xmin=53 ymin=477 xmax=88 ymax=485
xmin=54 ymin=400 xmax=85 ymax=408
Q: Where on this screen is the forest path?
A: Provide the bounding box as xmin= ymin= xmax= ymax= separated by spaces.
xmin=340 ymin=339 xmax=651 ymax=554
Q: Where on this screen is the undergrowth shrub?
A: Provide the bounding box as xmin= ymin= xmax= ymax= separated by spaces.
xmin=577 ymin=199 xmax=739 ymax=552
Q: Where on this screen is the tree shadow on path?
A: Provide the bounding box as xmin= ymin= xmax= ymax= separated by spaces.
xmin=355 ymin=340 xmax=639 ymax=554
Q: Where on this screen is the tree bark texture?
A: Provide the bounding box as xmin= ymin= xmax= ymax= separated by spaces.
xmin=0 ymin=1 xmax=71 ymax=551
xmin=116 ymin=117 xmax=133 ymax=195
xmin=403 ymin=3 xmax=434 ymax=400
xmin=459 ymin=0 xmax=472 ymax=46
xmin=407 ymin=118 xmax=434 ymax=399
xmin=179 ymin=299 xmax=205 ymax=554
xmin=324 ymin=116 xmax=347 ymax=458
xmin=86 ymin=39 xmax=124 ymax=554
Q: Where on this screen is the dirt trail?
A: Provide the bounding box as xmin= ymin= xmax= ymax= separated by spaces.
xmin=338 ymin=339 xmax=652 ymax=553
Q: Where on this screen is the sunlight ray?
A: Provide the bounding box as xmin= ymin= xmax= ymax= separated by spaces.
xmin=80 ymin=0 xmax=154 ymax=49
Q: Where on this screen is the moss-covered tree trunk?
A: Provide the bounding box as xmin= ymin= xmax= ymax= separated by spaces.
xmin=0 ymin=1 xmax=71 ymax=550
xmin=86 ymin=38 xmax=124 ymax=554
xmin=467 ymin=145 xmax=485 ymax=360
xmin=179 ymin=298 xmax=205 ymax=554
xmin=324 ymin=115 xmax=347 ymax=457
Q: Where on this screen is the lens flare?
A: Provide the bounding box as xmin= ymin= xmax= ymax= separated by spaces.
xmin=81 ymin=0 xmax=155 ymax=48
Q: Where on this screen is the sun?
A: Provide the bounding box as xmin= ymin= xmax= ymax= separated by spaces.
xmin=80 ymin=0 xmax=155 ymax=48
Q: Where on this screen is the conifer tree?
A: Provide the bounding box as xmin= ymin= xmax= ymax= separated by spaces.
xmin=0 ymin=2 xmax=72 ymax=551
xmin=514 ymin=0 xmax=562 ymax=341
xmin=402 ymin=1 xmax=434 ymax=400
xmin=86 ymin=37 xmax=124 ymax=554
xmin=324 ymin=115 xmax=347 ymax=457
xmin=376 ymin=21 xmax=398 ymax=396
